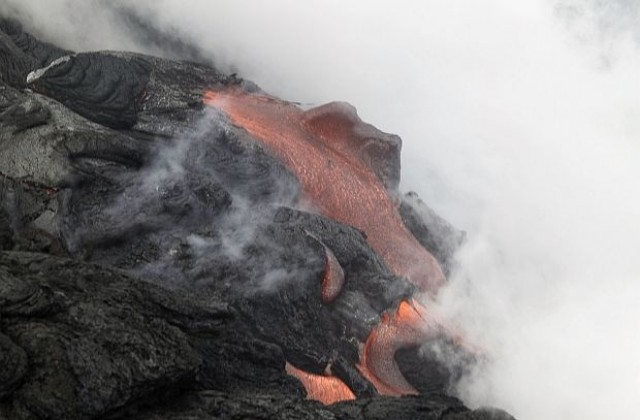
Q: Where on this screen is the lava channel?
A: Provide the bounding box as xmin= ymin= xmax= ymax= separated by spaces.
xmin=203 ymin=88 xmax=445 ymax=295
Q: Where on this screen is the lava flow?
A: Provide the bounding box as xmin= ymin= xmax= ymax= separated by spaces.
xmin=203 ymin=88 xmax=445 ymax=294
xmin=358 ymin=299 xmax=475 ymax=396
xmin=204 ymin=87 xmax=457 ymax=404
xmin=285 ymin=362 xmax=356 ymax=404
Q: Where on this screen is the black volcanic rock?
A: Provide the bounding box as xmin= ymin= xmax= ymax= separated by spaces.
xmin=0 ymin=331 xmax=27 ymax=401
xmin=272 ymin=207 xmax=415 ymax=338
xmin=0 ymin=81 xmax=148 ymax=187
xmin=28 ymin=53 xmax=152 ymax=129
xmin=132 ymin=392 xmax=515 ymax=420
xmin=0 ymin=18 xmax=67 ymax=89
xmin=0 ymin=207 xmax=13 ymax=250
xmin=0 ymin=31 xmax=34 ymax=89
xmin=0 ymin=16 xmax=516 ymax=420
xmin=0 ymin=252 xmax=199 ymax=419
xmin=331 ymin=395 xmax=515 ymax=420
xmin=0 ymin=252 xmax=514 ymax=420
xmin=27 ymin=50 xmax=239 ymax=137
xmin=0 ymin=18 xmax=68 ymax=68
xmin=0 ymin=252 xmax=302 ymax=419
xmin=399 ymin=191 xmax=466 ymax=277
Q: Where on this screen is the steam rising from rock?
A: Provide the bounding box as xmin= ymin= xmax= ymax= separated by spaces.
xmin=4 ymin=1 xmax=640 ymax=419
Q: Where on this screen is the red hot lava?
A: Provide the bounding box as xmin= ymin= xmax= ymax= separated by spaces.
xmin=321 ymin=245 xmax=345 ymax=304
xmin=203 ymin=89 xmax=445 ymax=294
xmin=203 ymin=88 xmax=457 ymax=405
xmin=357 ymin=299 xmax=470 ymax=396
xmin=285 ymin=362 xmax=356 ymax=404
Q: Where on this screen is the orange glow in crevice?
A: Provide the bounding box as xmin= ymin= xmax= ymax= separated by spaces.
xmin=321 ymin=245 xmax=345 ymax=304
xmin=203 ymin=89 xmax=446 ymax=295
xmin=285 ymin=362 xmax=356 ymax=405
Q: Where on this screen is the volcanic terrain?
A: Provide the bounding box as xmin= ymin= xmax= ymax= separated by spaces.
xmin=0 ymin=15 xmax=514 ymax=420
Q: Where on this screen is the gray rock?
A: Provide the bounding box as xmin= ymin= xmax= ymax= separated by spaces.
xmin=131 ymin=391 xmax=512 ymax=420
xmin=0 ymin=207 xmax=12 ymax=250
xmin=0 ymin=82 xmax=148 ymax=188
xmin=399 ymin=191 xmax=466 ymax=277
xmin=0 ymin=31 xmax=35 ymax=88
xmin=0 ymin=331 xmax=27 ymax=400
xmin=0 ymin=253 xmax=198 ymax=418
xmin=0 ymin=17 xmax=68 ymax=69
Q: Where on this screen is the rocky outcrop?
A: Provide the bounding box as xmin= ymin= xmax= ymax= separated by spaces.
xmin=0 ymin=18 xmax=67 ymax=89
xmin=0 ymin=252 xmax=301 ymax=419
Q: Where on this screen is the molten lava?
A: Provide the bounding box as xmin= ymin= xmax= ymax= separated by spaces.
xmin=203 ymin=89 xmax=445 ymax=294
xmin=321 ymin=245 xmax=345 ymax=304
xmin=285 ymin=362 xmax=356 ymax=405
xmin=358 ymin=300 xmax=428 ymax=395
xmin=358 ymin=299 xmax=468 ymax=396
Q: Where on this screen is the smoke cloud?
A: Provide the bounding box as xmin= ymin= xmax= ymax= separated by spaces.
xmin=3 ymin=1 xmax=639 ymax=419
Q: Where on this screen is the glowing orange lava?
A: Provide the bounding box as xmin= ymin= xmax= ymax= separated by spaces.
xmin=321 ymin=245 xmax=345 ymax=304
xmin=357 ymin=299 xmax=469 ymax=396
xmin=285 ymin=362 xmax=356 ymax=405
xmin=203 ymin=89 xmax=445 ymax=294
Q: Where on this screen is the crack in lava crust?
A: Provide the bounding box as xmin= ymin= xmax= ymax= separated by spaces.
xmin=203 ymin=88 xmax=446 ymax=294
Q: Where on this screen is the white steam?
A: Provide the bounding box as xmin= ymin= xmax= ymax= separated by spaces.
xmin=4 ymin=1 xmax=640 ymax=419
xmin=97 ymin=109 xmax=305 ymax=292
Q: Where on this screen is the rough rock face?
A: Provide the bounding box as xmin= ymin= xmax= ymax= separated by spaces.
xmin=133 ymin=392 xmax=515 ymax=420
xmin=0 ymin=18 xmax=67 ymax=89
xmin=0 ymin=15 xmax=515 ymax=420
